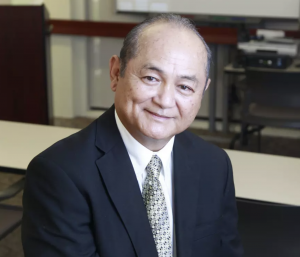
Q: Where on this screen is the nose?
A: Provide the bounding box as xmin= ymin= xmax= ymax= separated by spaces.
xmin=152 ymin=82 xmax=176 ymax=109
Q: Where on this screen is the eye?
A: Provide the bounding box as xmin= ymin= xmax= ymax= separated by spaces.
xmin=179 ymin=85 xmax=192 ymax=91
xmin=144 ymin=76 xmax=158 ymax=82
xmin=142 ymin=76 xmax=160 ymax=84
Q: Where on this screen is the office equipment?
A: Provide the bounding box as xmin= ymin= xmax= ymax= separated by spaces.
xmin=237 ymin=199 xmax=300 ymax=257
xmin=116 ymin=0 xmax=300 ymax=19
xmin=1 ymin=121 xmax=300 ymax=206
xmin=238 ymin=40 xmax=299 ymax=57
xmin=237 ymin=31 xmax=299 ymax=69
xmin=0 ymin=5 xmax=52 ymax=125
xmin=256 ymin=29 xmax=285 ymax=39
xmin=243 ymin=53 xmax=292 ymax=69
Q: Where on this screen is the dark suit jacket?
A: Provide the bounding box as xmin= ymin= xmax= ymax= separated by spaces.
xmin=22 ymin=105 xmax=243 ymax=257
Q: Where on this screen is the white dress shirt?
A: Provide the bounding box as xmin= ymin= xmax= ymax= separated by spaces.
xmin=115 ymin=110 xmax=176 ymax=256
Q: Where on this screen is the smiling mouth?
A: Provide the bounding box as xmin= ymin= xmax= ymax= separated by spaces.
xmin=146 ymin=110 xmax=171 ymax=119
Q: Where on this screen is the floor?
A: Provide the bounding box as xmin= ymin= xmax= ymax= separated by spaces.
xmin=1 ymin=117 xmax=299 ymax=256
xmin=0 ymin=173 xmax=23 ymax=257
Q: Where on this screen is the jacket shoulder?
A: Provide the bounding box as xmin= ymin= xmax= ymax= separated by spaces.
xmin=28 ymin=119 xmax=100 ymax=175
xmin=179 ymin=130 xmax=228 ymax=159
xmin=177 ymin=130 xmax=230 ymax=179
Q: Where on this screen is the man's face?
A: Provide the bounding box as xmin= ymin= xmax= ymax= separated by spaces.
xmin=110 ymin=23 xmax=210 ymax=143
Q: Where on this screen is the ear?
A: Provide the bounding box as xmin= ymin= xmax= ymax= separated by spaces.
xmin=205 ymin=78 xmax=211 ymax=91
xmin=201 ymin=78 xmax=211 ymax=99
xmin=109 ymin=55 xmax=121 ymax=92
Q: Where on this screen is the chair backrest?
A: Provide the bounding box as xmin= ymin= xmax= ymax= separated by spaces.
xmin=245 ymin=69 xmax=300 ymax=109
xmin=237 ymin=199 xmax=300 ymax=257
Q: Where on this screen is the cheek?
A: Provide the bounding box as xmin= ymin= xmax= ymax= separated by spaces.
xmin=178 ymin=97 xmax=201 ymax=117
xmin=117 ymin=83 xmax=144 ymax=104
xmin=129 ymin=84 xmax=155 ymax=104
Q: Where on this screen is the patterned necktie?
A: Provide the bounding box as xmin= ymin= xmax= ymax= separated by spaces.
xmin=142 ymin=155 xmax=172 ymax=257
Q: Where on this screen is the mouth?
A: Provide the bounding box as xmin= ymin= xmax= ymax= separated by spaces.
xmin=145 ymin=110 xmax=171 ymax=120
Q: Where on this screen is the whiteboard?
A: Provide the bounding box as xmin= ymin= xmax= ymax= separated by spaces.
xmin=116 ymin=0 xmax=300 ymax=19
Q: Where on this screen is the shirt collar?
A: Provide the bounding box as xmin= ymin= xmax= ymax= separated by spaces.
xmin=115 ymin=109 xmax=174 ymax=171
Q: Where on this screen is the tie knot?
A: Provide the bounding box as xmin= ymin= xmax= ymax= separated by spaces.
xmin=146 ymin=155 xmax=162 ymax=179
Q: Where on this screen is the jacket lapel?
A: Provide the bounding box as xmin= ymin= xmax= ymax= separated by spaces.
xmin=173 ymin=134 xmax=200 ymax=257
xmin=95 ymin=106 xmax=158 ymax=257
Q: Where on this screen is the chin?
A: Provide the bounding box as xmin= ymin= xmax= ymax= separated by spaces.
xmin=141 ymin=127 xmax=174 ymax=140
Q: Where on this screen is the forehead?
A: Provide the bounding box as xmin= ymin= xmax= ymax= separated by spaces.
xmin=133 ymin=23 xmax=207 ymax=76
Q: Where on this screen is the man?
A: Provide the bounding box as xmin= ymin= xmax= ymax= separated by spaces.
xmin=22 ymin=14 xmax=243 ymax=257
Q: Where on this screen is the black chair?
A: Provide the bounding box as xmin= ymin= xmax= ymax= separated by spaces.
xmin=0 ymin=175 xmax=25 ymax=241
xmin=237 ymin=198 xmax=300 ymax=257
xmin=230 ymin=69 xmax=300 ymax=151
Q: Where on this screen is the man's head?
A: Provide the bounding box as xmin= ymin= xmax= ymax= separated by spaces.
xmin=109 ymin=14 xmax=211 ymax=149
xmin=119 ymin=14 xmax=212 ymax=81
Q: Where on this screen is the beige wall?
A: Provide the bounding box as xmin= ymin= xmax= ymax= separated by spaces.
xmin=10 ymin=0 xmax=71 ymax=19
xmin=0 ymin=0 xmax=11 ymax=4
xmin=89 ymin=0 xmax=145 ymax=22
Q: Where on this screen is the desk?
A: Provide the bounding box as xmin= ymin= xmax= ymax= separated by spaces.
xmin=1 ymin=120 xmax=300 ymax=205
xmin=0 ymin=120 xmax=79 ymax=173
xmin=226 ymin=149 xmax=300 ymax=206
xmin=222 ymin=60 xmax=300 ymax=133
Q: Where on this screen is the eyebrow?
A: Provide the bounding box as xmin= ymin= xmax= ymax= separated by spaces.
xmin=180 ymin=75 xmax=198 ymax=84
xmin=141 ymin=64 xmax=164 ymax=74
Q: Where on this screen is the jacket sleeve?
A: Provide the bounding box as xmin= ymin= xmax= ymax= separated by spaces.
xmin=220 ymin=153 xmax=244 ymax=256
xmin=22 ymin=156 xmax=100 ymax=257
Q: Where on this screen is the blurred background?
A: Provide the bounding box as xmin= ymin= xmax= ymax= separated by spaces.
xmin=0 ymin=0 xmax=300 ymax=256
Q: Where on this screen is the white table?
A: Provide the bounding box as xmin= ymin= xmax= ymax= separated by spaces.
xmin=1 ymin=120 xmax=300 ymax=206
xmin=226 ymin=150 xmax=300 ymax=206
xmin=0 ymin=120 xmax=79 ymax=173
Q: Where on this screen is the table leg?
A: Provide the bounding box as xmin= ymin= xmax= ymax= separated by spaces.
xmin=209 ymin=44 xmax=218 ymax=133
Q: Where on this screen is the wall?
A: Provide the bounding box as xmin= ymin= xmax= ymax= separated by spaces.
xmin=49 ymin=0 xmax=146 ymax=118
xmin=86 ymin=0 xmax=146 ymax=118
xmin=2 ymin=0 xmax=300 ymax=138
xmin=45 ymin=0 xmax=76 ymax=118
xmin=1 ymin=0 xmax=229 ymax=121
